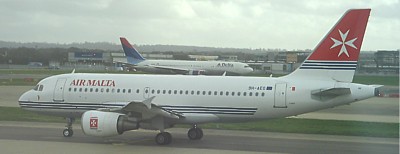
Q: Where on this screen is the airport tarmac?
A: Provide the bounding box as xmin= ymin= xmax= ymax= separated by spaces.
xmin=1 ymin=86 xmax=398 ymax=123
xmin=0 ymin=121 xmax=398 ymax=154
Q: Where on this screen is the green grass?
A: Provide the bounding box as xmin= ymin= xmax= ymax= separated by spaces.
xmin=1 ymin=107 xmax=398 ymax=138
xmin=353 ymin=76 xmax=399 ymax=86
xmin=198 ymin=119 xmax=399 ymax=138
xmin=1 ymin=69 xmax=398 ymax=86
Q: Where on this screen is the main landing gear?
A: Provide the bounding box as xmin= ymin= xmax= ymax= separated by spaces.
xmin=154 ymin=125 xmax=204 ymax=145
xmin=63 ymin=117 xmax=74 ymax=137
xmin=187 ymin=125 xmax=203 ymax=140
xmin=155 ymin=132 xmax=172 ymax=145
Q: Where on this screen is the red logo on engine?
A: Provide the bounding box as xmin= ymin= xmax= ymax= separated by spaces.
xmin=90 ymin=117 xmax=98 ymax=129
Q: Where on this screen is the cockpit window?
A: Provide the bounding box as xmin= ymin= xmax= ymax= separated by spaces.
xmin=33 ymin=85 xmax=44 ymax=91
xmin=33 ymin=85 xmax=39 ymax=91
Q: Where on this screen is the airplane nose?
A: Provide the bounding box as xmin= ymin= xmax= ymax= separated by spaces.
xmin=18 ymin=90 xmax=33 ymax=107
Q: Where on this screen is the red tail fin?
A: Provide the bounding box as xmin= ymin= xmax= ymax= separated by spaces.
xmin=285 ymin=9 xmax=371 ymax=82
xmin=308 ymin=9 xmax=370 ymax=61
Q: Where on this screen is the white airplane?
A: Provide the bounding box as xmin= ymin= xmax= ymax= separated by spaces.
xmin=19 ymin=9 xmax=378 ymax=145
xmin=117 ymin=37 xmax=254 ymax=75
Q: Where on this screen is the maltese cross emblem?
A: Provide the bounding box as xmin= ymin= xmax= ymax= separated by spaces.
xmin=330 ymin=29 xmax=358 ymax=57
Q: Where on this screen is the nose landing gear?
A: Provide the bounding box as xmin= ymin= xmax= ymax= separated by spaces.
xmin=63 ymin=117 xmax=74 ymax=137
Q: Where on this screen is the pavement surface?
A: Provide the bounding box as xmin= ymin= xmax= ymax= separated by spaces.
xmin=0 ymin=121 xmax=398 ymax=154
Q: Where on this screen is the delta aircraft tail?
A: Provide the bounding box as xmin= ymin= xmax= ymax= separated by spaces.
xmin=285 ymin=9 xmax=370 ymax=82
xmin=120 ymin=37 xmax=146 ymax=64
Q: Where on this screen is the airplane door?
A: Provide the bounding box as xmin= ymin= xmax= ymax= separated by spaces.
xmin=53 ymin=78 xmax=67 ymax=102
xmin=274 ymin=83 xmax=287 ymax=108
xmin=143 ymin=87 xmax=150 ymax=99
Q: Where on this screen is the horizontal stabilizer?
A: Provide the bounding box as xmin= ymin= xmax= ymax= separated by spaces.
xmin=311 ymin=87 xmax=351 ymax=96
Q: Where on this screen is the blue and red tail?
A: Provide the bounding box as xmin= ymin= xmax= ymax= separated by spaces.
xmin=285 ymin=9 xmax=371 ymax=82
xmin=120 ymin=37 xmax=145 ymax=61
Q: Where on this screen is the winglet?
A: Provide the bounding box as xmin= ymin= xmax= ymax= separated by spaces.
xmin=143 ymin=96 xmax=155 ymax=109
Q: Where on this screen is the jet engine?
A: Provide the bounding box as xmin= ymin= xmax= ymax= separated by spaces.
xmin=81 ymin=110 xmax=139 ymax=137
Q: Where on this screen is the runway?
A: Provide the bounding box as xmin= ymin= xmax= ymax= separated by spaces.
xmin=0 ymin=121 xmax=398 ymax=154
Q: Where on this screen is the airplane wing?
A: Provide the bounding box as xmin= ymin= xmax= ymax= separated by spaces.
xmin=311 ymin=87 xmax=351 ymax=96
xmin=119 ymin=96 xmax=183 ymax=120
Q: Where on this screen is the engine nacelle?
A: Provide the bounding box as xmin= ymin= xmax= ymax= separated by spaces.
xmin=81 ymin=110 xmax=139 ymax=137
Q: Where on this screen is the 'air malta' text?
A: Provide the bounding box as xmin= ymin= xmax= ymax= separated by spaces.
xmin=70 ymin=79 xmax=115 ymax=87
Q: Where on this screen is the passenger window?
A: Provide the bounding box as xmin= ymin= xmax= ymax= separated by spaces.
xmin=243 ymin=92 xmax=247 ymax=96
xmin=111 ymin=89 xmax=115 ymax=93
xmin=185 ymin=90 xmax=189 ymax=95
xmin=255 ymin=92 xmax=259 ymax=96
xmin=180 ymin=90 xmax=183 ymax=94
xmin=261 ymin=92 xmax=265 ymax=97
xmin=151 ymin=89 xmax=155 ymax=94
xmin=128 ymin=89 xmax=131 ymax=93
xmin=163 ymin=90 xmax=166 ymax=94
xmin=174 ymin=90 xmax=177 ymax=94
xmin=220 ymin=91 xmax=223 ymax=95
xmin=106 ymin=88 xmax=109 ymax=93
xmin=237 ymin=92 xmax=241 ymax=96
xmin=214 ymin=91 xmax=218 ymax=95
xmin=168 ymin=90 xmax=172 ymax=94
xmin=136 ymin=89 xmax=140 ymax=93
xmin=79 ymin=88 xmax=82 ymax=92
xmin=123 ymin=89 xmax=126 ymax=93
xmin=226 ymin=91 xmax=229 ymax=96
xmin=95 ymin=88 xmax=98 ymax=92
xmin=118 ymin=89 xmax=121 ymax=93
xmin=100 ymin=88 xmax=104 ymax=93
xmin=197 ymin=91 xmax=200 ymax=95
xmin=157 ymin=90 xmax=160 ymax=94
xmin=90 ymin=88 xmax=93 ymax=92
xmin=68 ymin=88 xmax=72 ymax=92
xmin=208 ymin=91 xmax=212 ymax=95
xmin=191 ymin=91 xmax=194 ymax=95
xmin=84 ymin=88 xmax=88 ymax=92
xmin=231 ymin=92 xmax=235 ymax=96
xmin=249 ymin=92 xmax=253 ymax=96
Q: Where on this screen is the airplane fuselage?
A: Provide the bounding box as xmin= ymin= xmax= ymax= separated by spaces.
xmin=19 ymin=73 xmax=375 ymax=124
xmin=134 ymin=59 xmax=253 ymax=75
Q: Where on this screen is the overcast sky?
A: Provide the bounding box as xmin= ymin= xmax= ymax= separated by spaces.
xmin=0 ymin=0 xmax=399 ymax=50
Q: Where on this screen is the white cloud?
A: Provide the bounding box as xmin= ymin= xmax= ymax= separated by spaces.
xmin=0 ymin=0 xmax=398 ymax=50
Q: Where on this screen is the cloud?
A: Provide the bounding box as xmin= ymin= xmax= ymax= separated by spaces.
xmin=0 ymin=0 xmax=398 ymax=50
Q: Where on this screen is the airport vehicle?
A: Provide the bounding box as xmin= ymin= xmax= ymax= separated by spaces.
xmin=19 ymin=9 xmax=378 ymax=145
xmin=117 ymin=37 xmax=254 ymax=75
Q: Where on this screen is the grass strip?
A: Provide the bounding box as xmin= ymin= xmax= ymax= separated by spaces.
xmin=1 ymin=107 xmax=398 ymax=138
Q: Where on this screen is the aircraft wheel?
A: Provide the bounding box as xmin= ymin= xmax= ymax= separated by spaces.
xmin=188 ymin=127 xmax=203 ymax=140
xmin=63 ymin=129 xmax=73 ymax=137
xmin=155 ymin=132 xmax=172 ymax=145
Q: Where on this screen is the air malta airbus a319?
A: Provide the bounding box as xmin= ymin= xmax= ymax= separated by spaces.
xmin=19 ymin=9 xmax=379 ymax=145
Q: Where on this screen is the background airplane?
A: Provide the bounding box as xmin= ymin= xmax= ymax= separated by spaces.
xmin=117 ymin=37 xmax=254 ymax=75
xmin=18 ymin=9 xmax=378 ymax=145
